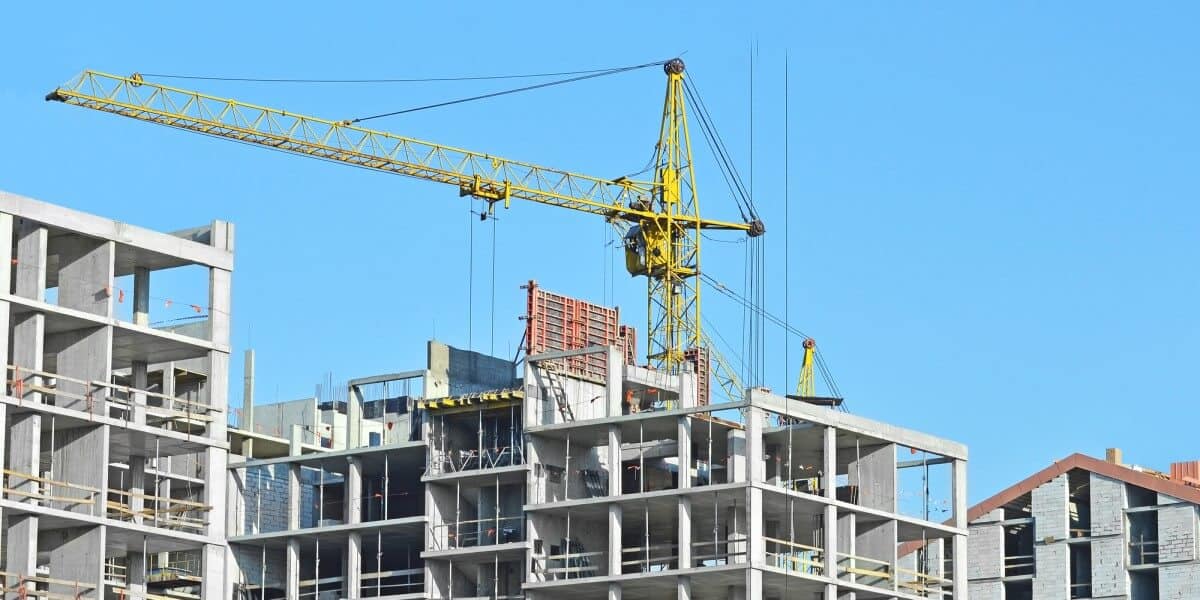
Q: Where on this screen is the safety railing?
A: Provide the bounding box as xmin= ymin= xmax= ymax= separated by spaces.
xmin=837 ymin=552 xmax=893 ymax=587
xmin=621 ymin=543 xmax=678 ymax=573
xmin=0 ymin=571 xmax=98 ymax=600
xmin=1070 ymin=582 xmax=1093 ymax=599
xmin=5 ymin=365 xmax=219 ymax=426
xmin=104 ymin=558 xmax=127 ymax=586
xmin=1129 ymin=537 xmax=1159 ymax=565
xmin=897 ymin=566 xmax=952 ymax=598
xmin=427 ymin=444 xmax=525 ymax=476
xmin=430 ymin=516 xmax=525 ymax=549
xmin=361 ymin=568 xmax=424 ymax=597
xmin=691 ymin=539 xmax=747 ymax=567
xmin=147 ymin=553 xmax=201 ymax=583
xmin=1004 ymin=553 xmax=1035 ymax=576
xmin=1 ymin=469 xmax=101 ymax=514
xmin=764 ymin=537 xmax=824 ymax=575
xmin=534 ymin=548 xmax=606 ymax=580
xmin=107 ymin=488 xmax=211 ymax=532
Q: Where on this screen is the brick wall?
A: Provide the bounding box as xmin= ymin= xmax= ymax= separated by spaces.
xmin=1160 ymin=564 xmax=1200 ymax=599
xmin=1157 ymin=504 xmax=1198 ymax=563
xmin=1089 ymin=472 xmax=1125 ymax=536
xmin=968 ymin=509 xmax=1004 ymax=581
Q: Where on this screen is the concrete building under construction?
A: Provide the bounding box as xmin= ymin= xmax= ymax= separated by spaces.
xmin=2 ymin=193 xmax=970 ymax=600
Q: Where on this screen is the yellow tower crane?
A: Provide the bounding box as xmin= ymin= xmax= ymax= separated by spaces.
xmin=47 ymin=59 xmax=765 ymax=402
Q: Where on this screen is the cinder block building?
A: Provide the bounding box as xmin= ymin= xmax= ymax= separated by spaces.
xmin=964 ymin=451 xmax=1200 ymax=600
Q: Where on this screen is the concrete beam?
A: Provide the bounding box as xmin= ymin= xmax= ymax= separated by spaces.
xmin=0 ymin=191 xmax=234 ymax=270
xmin=751 ymin=389 xmax=967 ymax=460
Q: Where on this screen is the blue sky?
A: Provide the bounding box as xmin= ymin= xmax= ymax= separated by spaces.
xmin=2 ymin=3 xmax=1196 ymax=504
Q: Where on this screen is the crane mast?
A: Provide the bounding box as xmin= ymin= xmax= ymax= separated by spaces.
xmin=47 ymin=59 xmax=764 ymax=401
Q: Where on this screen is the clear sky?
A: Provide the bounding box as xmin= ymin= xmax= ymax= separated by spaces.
xmin=2 ymin=3 xmax=1196 ymax=505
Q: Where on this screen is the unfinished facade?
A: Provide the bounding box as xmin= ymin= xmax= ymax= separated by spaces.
xmin=227 ymin=291 xmax=968 ymax=600
xmin=964 ymin=451 xmax=1200 ymax=600
xmin=0 ymin=191 xmax=233 ymax=598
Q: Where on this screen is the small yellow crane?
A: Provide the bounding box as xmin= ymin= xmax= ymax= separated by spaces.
xmin=47 ymin=59 xmax=764 ymax=402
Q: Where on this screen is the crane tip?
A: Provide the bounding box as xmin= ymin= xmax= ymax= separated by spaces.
xmin=664 ymin=58 xmax=686 ymax=75
xmin=45 ymin=90 xmax=64 ymax=102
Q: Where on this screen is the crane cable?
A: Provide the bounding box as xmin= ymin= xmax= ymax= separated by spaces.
xmin=138 ymin=62 xmax=667 ymax=84
xmin=350 ymin=59 xmax=670 ymax=123
xmin=700 ymin=272 xmax=844 ymax=404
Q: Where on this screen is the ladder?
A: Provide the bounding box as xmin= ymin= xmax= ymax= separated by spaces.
xmin=541 ymin=365 xmax=574 ymax=422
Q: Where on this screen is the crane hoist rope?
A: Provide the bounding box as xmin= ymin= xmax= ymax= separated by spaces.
xmin=47 ymin=58 xmax=766 ymax=403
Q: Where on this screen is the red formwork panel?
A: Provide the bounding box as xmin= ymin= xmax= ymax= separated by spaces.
xmin=684 ymin=346 xmax=711 ymax=406
xmin=618 ymin=325 xmax=638 ymax=368
xmin=524 ymin=280 xmax=621 ymax=381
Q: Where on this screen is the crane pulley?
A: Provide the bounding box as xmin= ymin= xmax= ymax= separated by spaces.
xmin=47 ymin=58 xmax=764 ymax=402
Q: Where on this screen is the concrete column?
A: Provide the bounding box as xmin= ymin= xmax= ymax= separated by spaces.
xmin=608 ymin=503 xmax=622 ymax=576
xmin=677 ymin=575 xmax=691 ymax=600
xmin=133 ymin=266 xmax=150 ymax=326
xmin=606 ymin=346 xmax=623 ymax=417
xmin=726 ymin=501 xmax=747 ymax=565
xmin=348 ymin=385 xmax=363 ymax=449
xmin=48 ymin=526 xmax=104 ymax=598
xmin=952 ymin=458 xmax=968 ymax=600
xmin=678 ymin=496 xmax=692 ymax=569
xmin=748 ymin=487 xmax=763 ymax=567
xmin=127 ymin=538 xmax=147 ymax=600
xmin=678 ymin=416 xmax=692 ymax=489
xmin=242 ymin=349 xmax=256 ymax=456
xmin=823 ymin=425 xmax=838 ymax=598
xmin=7 ymin=413 xmax=41 ymax=592
xmin=607 ymin=425 xmax=621 ymax=496
xmin=204 ymin=223 xmax=234 ymax=600
xmin=129 ymin=454 xmax=146 ymax=525
xmin=745 ymin=407 xmax=764 ymax=483
xmin=347 ymin=532 xmax=362 ymax=599
xmin=286 ymin=539 xmax=301 ymax=600
xmin=727 ymin=429 xmax=747 ymax=483
xmin=288 ymin=463 xmax=301 ymax=530
xmin=824 ymin=504 xmax=838 ymax=600
xmin=347 ymin=457 xmax=363 ymax=524
xmin=607 ymin=582 xmax=622 ymax=600
xmin=745 ymin=566 xmax=762 ymax=600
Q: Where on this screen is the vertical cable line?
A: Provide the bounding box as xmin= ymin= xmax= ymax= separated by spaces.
xmin=467 ymin=203 xmax=474 ymax=351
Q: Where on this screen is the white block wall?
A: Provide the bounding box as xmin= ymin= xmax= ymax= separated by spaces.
xmin=1089 ymin=473 xmax=1125 ymax=536
xmin=1089 ymin=536 xmax=1127 ymax=598
xmin=1033 ymin=475 xmax=1069 ymax=600
xmin=1034 ymin=475 xmax=1069 ymax=541
xmin=968 ymin=509 xmax=1005 ymax=581
xmin=1161 ymin=563 xmax=1200 ymax=599
xmin=969 ymin=580 xmax=1002 ymax=600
